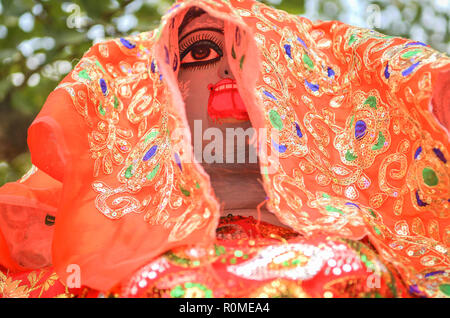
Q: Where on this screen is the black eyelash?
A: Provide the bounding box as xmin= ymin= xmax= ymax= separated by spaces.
xmin=179 ymin=32 xmax=224 ymax=55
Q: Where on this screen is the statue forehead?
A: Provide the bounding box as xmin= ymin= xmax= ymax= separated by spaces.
xmin=179 ymin=12 xmax=224 ymax=40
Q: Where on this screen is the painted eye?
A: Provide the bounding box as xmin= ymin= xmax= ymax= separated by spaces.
xmin=180 ymin=40 xmax=222 ymax=66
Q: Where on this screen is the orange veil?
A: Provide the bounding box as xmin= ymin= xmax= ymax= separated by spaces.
xmin=0 ymin=0 xmax=449 ymax=294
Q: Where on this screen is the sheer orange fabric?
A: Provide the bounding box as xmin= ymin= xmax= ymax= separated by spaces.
xmin=0 ymin=0 xmax=448 ymax=296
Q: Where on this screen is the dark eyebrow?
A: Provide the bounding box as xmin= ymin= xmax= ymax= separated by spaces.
xmin=179 ymin=27 xmax=224 ymax=43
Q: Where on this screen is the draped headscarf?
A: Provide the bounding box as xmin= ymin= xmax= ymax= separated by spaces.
xmin=0 ymin=0 xmax=448 ymax=293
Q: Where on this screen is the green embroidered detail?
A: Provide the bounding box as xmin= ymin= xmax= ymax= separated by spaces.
xmin=145 ymin=131 xmax=159 ymax=143
xmin=348 ymin=34 xmax=357 ymax=46
xmin=402 ymin=49 xmax=422 ymax=58
xmin=98 ymin=102 xmax=106 ymax=116
xmin=269 ymin=109 xmax=283 ymax=130
xmin=349 ymin=115 xmax=355 ymax=128
xmin=125 ymin=165 xmax=133 ymax=179
xmin=373 ymin=226 xmax=381 ymax=235
xmin=364 ymin=96 xmax=377 ymax=109
xmin=113 ymin=95 xmax=119 ymax=109
xmin=78 ymin=69 xmax=91 ymax=80
xmin=95 ymin=60 xmax=106 ymax=73
xmin=181 ymin=283 xmax=213 ymax=298
xmin=170 ymin=285 xmax=185 ymax=298
xmin=214 ymin=245 xmax=226 ymax=256
xmin=325 ymin=205 xmax=343 ymax=215
xmin=439 ymin=284 xmax=450 ymax=296
xmin=165 ymin=251 xmax=191 ymax=266
xmin=422 ymin=167 xmax=438 ymax=187
xmin=345 ymin=150 xmax=358 ymax=161
xmin=180 ymin=185 xmax=190 ymax=197
xmin=371 ymin=132 xmax=386 ymax=150
xmin=146 ymin=164 xmax=160 ymax=181
xmin=303 ymin=54 xmax=314 ymax=69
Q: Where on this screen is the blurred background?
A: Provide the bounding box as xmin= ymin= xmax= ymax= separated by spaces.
xmin=0 ymin=0 xmax=449 ymax=186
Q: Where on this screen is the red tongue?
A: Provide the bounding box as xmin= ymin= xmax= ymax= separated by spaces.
xmin=207 ymin=85 xmax=249 ymax=121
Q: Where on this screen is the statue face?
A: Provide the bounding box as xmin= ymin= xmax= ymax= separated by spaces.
xmin=177 ymin=13 xmax=250 ymax=141
xmin=177 ymin=11 xmax=266 ymax=212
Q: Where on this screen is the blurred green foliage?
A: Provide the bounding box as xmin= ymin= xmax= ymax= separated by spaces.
xmin=0 ymin=0 xmax=448 ymax=186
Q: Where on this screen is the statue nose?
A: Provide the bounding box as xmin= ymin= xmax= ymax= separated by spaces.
xmin=218 ymin=59 xmax=234 ymax=79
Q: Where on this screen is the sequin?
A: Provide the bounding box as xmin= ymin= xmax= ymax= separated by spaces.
xmin=120 ymin=38 xmax=136 ymax=49
xmin=297 ymin=37 xmax=307 ymax=48
xmin=432 ymin=148 xmax=447 ymax=163
xmin=327 ymin=67 xmax=335 ymax=77
xmin=384 ymin=63 xmax=390 ymax=79
xmin=263 ymin=90 xmax=276 ymax=100
xmin=402 ymin=61 xmax=420 ymax=76
xmin=143 ymin=145 xmax=158 ymax=161
xmin=151 ymin=60 xmax=156 ymax=73
xmin=406 ymin=41 xmax=427 ymax=47
xmin=272 ymin=139 xmax=287 ymax=153
xmin=284 ymin=44 xmax=292 ymax=59
xmin=414 ymin=146 xmax=422 ymax=160
xmin=174 ymin=153 xmax=182 ymax=171
xmin=415 ymin=191 xmax=428 ymax=207
xmin=99 ymin=79 xmax=108 ymax=96
xmin=425 ymin=270 xmax=446 ymax=278
xmin=305 ymin=79 xmax=319 ymax=92
xmin=354 ymin=120 xmax=367 ymax=140
xmin=295 ymin=122 xmax=303 ymax=138
xmin=345 ymin=202 xmax=360 ymax=210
